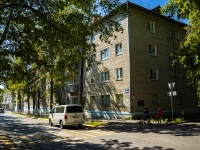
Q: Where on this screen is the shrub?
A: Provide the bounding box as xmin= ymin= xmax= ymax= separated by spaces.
xmin=172 ymin=117 xmax=184 ymax=124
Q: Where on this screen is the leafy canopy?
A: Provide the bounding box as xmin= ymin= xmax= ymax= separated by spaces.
xmin=162 ymin=0 xmax=200 ymax=85
xmin=0 ymin=0 xmax=126 ymax=96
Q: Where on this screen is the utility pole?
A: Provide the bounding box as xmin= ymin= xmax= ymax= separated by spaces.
xmin=168 ymin=82 xmax=176 ymax=121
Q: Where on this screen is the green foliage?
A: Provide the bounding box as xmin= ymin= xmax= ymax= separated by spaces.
xmin=85 ymin=120 xmax=106 ymax=127
xmin=172 ymin=117 xmax=184 ymax=124
xmin=0 ymin=0 xmax=126 ymax=106
xmin=161 ymin=0 xmax=200 ymax=86
xmin=163 ymin=118 xmax=169 ymax=123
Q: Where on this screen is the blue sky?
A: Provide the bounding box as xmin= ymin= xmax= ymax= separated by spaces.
xmin=147 ymin=0 xmax=169 ymax=7
xmin=121 ymin=0 xmax=169 ymax=9
xmin=122 ymin=0 xmax=187 ymax=23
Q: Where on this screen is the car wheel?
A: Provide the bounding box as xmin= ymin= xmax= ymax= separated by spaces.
xmin=49 ymin=119 xmax=53 ymax=126
xmin=78 ymin=124 xmax=82 ymax=128
xmin=60 ymin=121 xmax=64 ymax=129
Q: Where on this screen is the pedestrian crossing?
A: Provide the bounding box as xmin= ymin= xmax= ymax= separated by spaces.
xmin=0 ymin=129 xmax=117 ymax=149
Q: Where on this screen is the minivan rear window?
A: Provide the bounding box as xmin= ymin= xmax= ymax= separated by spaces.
xmin=56 ymin=106 xmax=65 ymax=113
xmin=67 ymin=106 xmax=83 ymax=113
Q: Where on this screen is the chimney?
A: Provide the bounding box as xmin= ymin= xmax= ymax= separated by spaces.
xmin=151 ymin=5 xmax=161 ymax=14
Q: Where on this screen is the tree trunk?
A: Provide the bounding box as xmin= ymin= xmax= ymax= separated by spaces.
xmin=79 ymin=60 xmax=84 ymax=109
xmin=50 ymin=77 xmax=53 ymax=110
xmin=27 ymin=88 xmax=30 ymax=114
xmin=37 ymin=89 xmax=40 ymax=110
xmin=33 ymin=90 xmax=36 ymax=115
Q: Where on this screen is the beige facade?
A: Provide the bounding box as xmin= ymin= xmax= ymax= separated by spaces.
xmin=82 ymin=2 xmax=197 ymax=118
xmin=4 ymin=2 xmax=197 ymax=118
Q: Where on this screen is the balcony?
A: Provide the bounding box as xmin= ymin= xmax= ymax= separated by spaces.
xmin=66 ymin=84 xmax=79 ymax=93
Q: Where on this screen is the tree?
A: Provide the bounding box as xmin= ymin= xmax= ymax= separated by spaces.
xmin=162 ymin=0 xmax=200 ymax=86
xmin=0 ymin=0 xmax=126 ymax=108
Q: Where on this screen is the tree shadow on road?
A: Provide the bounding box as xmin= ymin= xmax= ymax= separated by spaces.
xmin=0 ymin=114 xmax=197 ymax=150
xmin=98 ymin=121 xmax=200 ymax=136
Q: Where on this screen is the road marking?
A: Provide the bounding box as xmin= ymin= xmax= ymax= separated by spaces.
xmin=48 ymin=129 xmax=117 ymax=139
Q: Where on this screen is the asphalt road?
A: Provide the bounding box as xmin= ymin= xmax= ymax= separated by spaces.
xmin=0 ymin=110 xmax=200 ymax=150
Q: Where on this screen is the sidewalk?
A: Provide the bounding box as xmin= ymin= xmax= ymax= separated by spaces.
xmin=5 ymin=109 xmax=140 ymax=125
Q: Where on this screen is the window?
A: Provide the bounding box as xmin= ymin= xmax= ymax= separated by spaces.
xmin=116 ymin=94 xmax=123 ymax=106
xmin=117 ymin=19 xmax=122 ymax=30
xmin=147 ymin=21 xmax=155 ymax=32
xmin=91 ymin=35 xmax=95 ymax=43
xmin=100 ymin=26 xmax=110 ymax=39
xmin=101 ymin=95 xmax=110 ymax=106
xmin=61 ymin=98 xmax=65 ymax=105
xmin=174 ymin=30 xmax=180 ymax=40
xmin=90 ymin=55 xmax=95 ymax=63
xmin=149 ymin=45 xmax=157 ymax=56
xmin=90 ymin=74 xmax=95 ymax=84
xmin=66 ymin=106 xmax=83 ymax=113
xmin=56 ymin=107 xmax=65 ymax=113
xmin=70 ymin=74 xmax=78 ymax=84
xmin=66 ymin=98 xmax=70 ymax=104
xmin=101 ymin=48 xmax=110 ymax=60
xmin=137 ymin=100 xmax=144 ymax=106
xmin=100 ymin=71 xmax=110 ymax=82
xmin=151 ymin=94 xmax=159 ymax=105
xmin=118 ymin=20 xmax=122 ymax=27
xmin=82 ymin=96 xmax=86 ymax=105
xmin=52 ymin=108 xmax=56 ymax=113
xmin=71 ymin=97 xmax=77 ymax=104
xmin=116 ymin=43 xmax=122 ymax=55
xmin=90 ymin=96 xmax=95 ymax=105
xmin=116 ymin=68 xmax=123 ymax=80
xmin=150 ymin=69 xmax=158 ymax=80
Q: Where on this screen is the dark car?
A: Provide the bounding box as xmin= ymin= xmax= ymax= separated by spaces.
xmin=0 ymin=108 xmax=5 ymax=113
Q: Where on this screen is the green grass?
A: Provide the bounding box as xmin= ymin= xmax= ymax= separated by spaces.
xmin=171 ymin=118 xmax=184 ymax=124
xmin=150 ymin=117 xmax=184 ymax=124
xmin=84 ymin=120 xmax=107 ymax=127
xmin=13 ymin=112 xmax=48 ymax=119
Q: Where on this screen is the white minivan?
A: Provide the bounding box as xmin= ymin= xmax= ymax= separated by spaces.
xmin=49 ymin=105 xmax=84 ymax=129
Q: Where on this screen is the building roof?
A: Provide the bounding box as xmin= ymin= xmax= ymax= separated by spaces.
xmin=127 ymin=1 xmax=186 ymax=26
xmin=104 ymin=1 xmax=186 ymax=27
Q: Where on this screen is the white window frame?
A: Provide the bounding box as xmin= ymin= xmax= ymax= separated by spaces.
xmin=101 ymin=95 xmax=110 ymax=106
xmin=101 ymin=48 xmax=110 ymax=60
xmin=150 ymin=69 xmax=158 ymax=80
xmin=147 ymin=21 xmax=156 ymax=32
xmin=116 ymin=68 xmax=123 ymax=80
xmin=116 ymin=43 xmax=122 ymax=55
xmin=149 ymin=45 xmax=157 ymax=56
xmin=100 ymin=71 xmax=110 ymax=82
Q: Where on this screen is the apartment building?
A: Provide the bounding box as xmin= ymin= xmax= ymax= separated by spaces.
xmin=81 ymin=2 xmax=197 ymax=119
xmin=10 ymin=2 xmax=196 ymax=118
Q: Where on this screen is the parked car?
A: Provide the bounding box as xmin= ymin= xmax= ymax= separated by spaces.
xmin=49 ymin=104 xmax=84 ymax=129
xmin=0 ymin=108 xmax=5 ymax=113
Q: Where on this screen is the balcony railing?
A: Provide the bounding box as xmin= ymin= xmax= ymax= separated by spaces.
xmin=66 ymin=84 xmax=79 ymax=93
